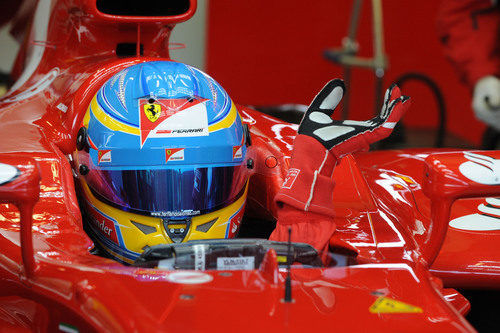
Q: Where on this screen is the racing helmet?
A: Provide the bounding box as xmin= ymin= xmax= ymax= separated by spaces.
xmin=73 ymin=61 xmax=249 ymax=264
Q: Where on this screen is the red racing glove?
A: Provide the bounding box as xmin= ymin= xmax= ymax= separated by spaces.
xmin=298 ymin=79 xmax=410 ymax=159
xmin=270 ymin=79 xmax=410 ymax=250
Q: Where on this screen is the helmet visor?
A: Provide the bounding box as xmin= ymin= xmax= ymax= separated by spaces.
xmin=84 ymin=164 xmax=248 ymax=216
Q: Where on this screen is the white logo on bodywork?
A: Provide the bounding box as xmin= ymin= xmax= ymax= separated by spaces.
xmin=0 ymin=68 xmax=60 ymax=104
xmin=0 ymin=163 xmax=19 ymax=185
xmin=166 ymin=271 xmax=213 ymax=284
xmin=459 ymin=152 xmax=500 ymax=185
xmin=450 ymin=197 xmax=500 ymax=231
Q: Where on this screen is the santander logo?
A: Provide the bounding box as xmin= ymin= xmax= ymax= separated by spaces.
xmin=86 ymin=203 xmax=119 ymax=243
xmin=94 ymin=219 xmax=113 ymax=236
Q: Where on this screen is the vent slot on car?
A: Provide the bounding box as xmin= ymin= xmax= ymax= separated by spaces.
xmin=96 ymin=0 xmax=191 ymax=17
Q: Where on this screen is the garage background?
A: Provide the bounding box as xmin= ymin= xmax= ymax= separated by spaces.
xmin=206 ymin=1 xmax=477 ymax=147
xmin=0 ymin=0 xmax=483 ymax=147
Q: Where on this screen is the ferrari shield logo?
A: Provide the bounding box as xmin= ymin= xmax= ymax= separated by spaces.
xmin=143 ymin=103 xmax=161 ymax=122
xmin=138 ymin=98 xmax=210 ymax=146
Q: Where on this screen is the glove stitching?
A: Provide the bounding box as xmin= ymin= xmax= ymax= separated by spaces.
xmin=304 ymin=150 xmax=329 ymax=211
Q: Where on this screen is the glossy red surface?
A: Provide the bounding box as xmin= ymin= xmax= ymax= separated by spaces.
xmin=0 ymin=0 xmax=495 ymax=331
xmin=0 ymin=155 xmax=40 ymax=278
xmin=353 ymin=150 xmax=500 ymax=288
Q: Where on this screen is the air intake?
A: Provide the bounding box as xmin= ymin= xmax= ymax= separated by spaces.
xmin=196 ymin=218 xmax=218 ymax=233
xmin=131 ymin=221 xmax=157 ymax=235
xmin=96 ymin=0 xmax=191 ymax=17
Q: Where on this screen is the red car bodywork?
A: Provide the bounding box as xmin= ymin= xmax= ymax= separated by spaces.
xmin=0 ymin=0 xmax=498 ymax=331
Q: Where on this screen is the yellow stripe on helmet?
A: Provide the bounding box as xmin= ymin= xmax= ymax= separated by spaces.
xmin=88 ymin=95 xmax=237 ymax=135
xmin=208 ymin=100 xmax=239 ymax=132
xmin=90 ymin=96 xmax=140 ymax=135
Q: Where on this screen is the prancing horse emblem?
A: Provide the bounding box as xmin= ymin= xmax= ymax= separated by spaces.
xmin=144 ymin=103 xmax=161 ymax=122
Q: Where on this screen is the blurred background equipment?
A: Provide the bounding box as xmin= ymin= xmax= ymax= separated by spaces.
xmin=206 ymin=1 xmax=479 ymax=148
xmin=324 ymin=0 xmax=387 ymax=118
xmin=0 ymin=1 xmax=484 ymax=150
xmin=437 ymin=0 xmax=500 ymax=148
xmin=323 ymin=0 xmax=448 ymax=148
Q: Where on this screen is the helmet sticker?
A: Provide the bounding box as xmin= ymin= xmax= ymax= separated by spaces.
xmin=85 ymin=202 xmax=119 ymax=245
xmin=151 ymin=210 xmax=201 ymax=218
xmin=232 ymin=146 xmax=243 ymax=160
xmin=226 ymin=202 xmax=245 ymax=238
xmin=138 ymin=98 xmax=209 ymax=146
xmin=166 ymin=148 xmax=185 ymax=162
xmin=98 ymin=150 xmax=112 ymax=163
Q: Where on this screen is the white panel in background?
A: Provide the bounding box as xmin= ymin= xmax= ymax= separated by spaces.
xmin=169 ymin=0 xmax=208 ymax=71
xmin=0 ymin=28 xmax=18 ymax=73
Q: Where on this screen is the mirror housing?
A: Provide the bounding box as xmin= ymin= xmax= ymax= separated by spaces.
xmin=0 ymin=155 xmax=40 ymax=277
xmin=422 ymin=151 xmax=500 ymax=267
xmin=89 ymin=0 xmax=197 ymax=24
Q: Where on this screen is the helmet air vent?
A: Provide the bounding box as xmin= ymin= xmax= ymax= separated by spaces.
xmin=195 ymin=218 xmax=218 ymax=233
xmin=131 ymin=221 xmax=157 ymax=235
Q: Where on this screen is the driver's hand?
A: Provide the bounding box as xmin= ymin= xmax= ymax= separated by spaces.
xmin=473 ymin=75 xmax=500 ymax=131
xmin=274 ymin=79 xmax=410 ymax=216
xmin=298 ymin=79 xmax=410 ymax=158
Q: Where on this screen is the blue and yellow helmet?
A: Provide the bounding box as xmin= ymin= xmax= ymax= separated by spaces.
xmin=73 ymin=61 xmax=249 ymax=264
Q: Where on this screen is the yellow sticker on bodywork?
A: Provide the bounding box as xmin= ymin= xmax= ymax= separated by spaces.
xmin=369 ymin=297 xmax=423 ymax=314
